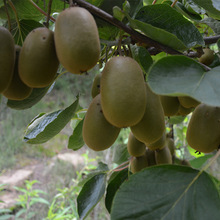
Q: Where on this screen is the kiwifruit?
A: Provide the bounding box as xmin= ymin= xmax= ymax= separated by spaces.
xmin=54 ymin=7 xmax=100 ymax=74
xmin=160 ymin=95 xmax=180 ymax=116
xmin=130 ymin=152 xmax=148 ymax=174
xmin=199 ymin=48 xmax=214 ymax=66
xmin=147 ymin=131 xmax=166 ymax=151
xmin=91 ymin=73 xmax=101 ymax=98
xmin=101 ymin=56 xmax=146 ymax=128
xmin=82 ymin=94 xmax=120 ymax=151
xmin=166 ymin=137 xmax=175 ymax=156
xmin=19 ymin=27 xmax=59 ymax=88
xmin=178 ymin=96 xmax=200 ymax=108
xmin=155 ymin=146 xmax=172 ymax=165
xmin=0 ymin=27 xmax=15 ymax=93
xmin=177 ymin=104 xmax=193 ymax=116
xmin=127 ymin=132 xmax=146 ymax=157
xmin=3 ymin=45 xmax=33 ymax=100
xmin=146 ymin=149 xmax=157 ymax=166
xmin=131 ymin=83 xmax=165 ymax=145
xmin=186 ymin=103 xmax=220 ymax=153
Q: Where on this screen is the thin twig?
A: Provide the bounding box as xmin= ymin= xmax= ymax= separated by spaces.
xmin=204 ymin=35 xmax=220 ymax=45
xmin=152 ymin=0 xmax=157 ymax=5
xmin=3 ymin=0 xmax=11 ymax=31
xmin=171 ymin=0 xmax=178 ymax=7
xmin=45 ymin=0 xmax=53 ymax=28
xmin=29 ymin=0 xmax=56 ymax=22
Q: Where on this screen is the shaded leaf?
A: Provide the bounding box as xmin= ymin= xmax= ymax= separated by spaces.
xmin=190 ymin=155 xmax=213 ymax=169
xmin=168 ymin=115 xmax=186 ymax=124
xmin=68 ymin=118 xmax=85 ymax=151
xmin=77 ymin=173 xmax=107 ymax=220
xmin=23 ymin=97 xmax=79 ymax=144
xmin=201 ymin=17 xmax=220 ymax=35
xmin=128 ymin=4 xmax=204 ymax=50
xmin=148 ymin=55 xmax=220 ymax=107
xmin=105 ymin=168 xmax=129 ymax=213
xmin=7 ymin=85 xmax=51 ymax=110
xmin=111 ymin=165 xmax=220 ymax=220
xmin=112 ymin=144 xmax=130 ymax=165
xmin=130 ymin=45 xmax=153 ymax=73
xmin=191 ymin=0 xmax=220 ymax=19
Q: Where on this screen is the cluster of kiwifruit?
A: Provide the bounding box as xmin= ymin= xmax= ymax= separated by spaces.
xmin=0 ymin=6 xmax=100 ymax=100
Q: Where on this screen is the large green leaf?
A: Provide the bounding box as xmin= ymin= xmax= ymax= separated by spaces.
xmin=112 ymin=144 xmax=130 ymax=165
xmin=7 ymin=85 xmax=51 ymax=110
xmin=68 ymin=118 xmax=84 ymax=151
xmin=191 ymin=0 xmax=220 ymax=19
xmin=190 ymin=155 xmax=213 ymax=169
xmin=0 ymin=0 xmax=63 ymax=21
xmin=130 ymin=4 xmax=204 ymax=50
xmin=23 ymin=97 xmax=79 ymax=144
xmin=105 ymin=169 xmax=129 ymax=213
xmin=148 ymin=55 xmax=220 ymax=107
xmin=111 ymin=165 xmax=220 ymax=220
xmin=77 ymin=173 xmax=107 ymax=220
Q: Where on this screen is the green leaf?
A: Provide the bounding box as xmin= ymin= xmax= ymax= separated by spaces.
xmin=168 ymin=115 xmax=186 ymax=124
xmin=112 ymin=144 xmax=130 ymax=165
xmin=105 ymin=169 xmax=129 ymax=213
xmin=130 ymin=45 xmax=153 ymax=73
xmin=148 ymin=55 xmax=220 ymax=107
xmin=77 ymin=173 xmax=107 ymax=220
xmin=201 ymin=17 xmax=220 ymax=35
xmin=190 ymin=155 xmax=213 ymax=169
xmin=131 ymin=5 xmax=204 ymax=50
xmin=0 ymin=0 xmax=63 ymax=21
xmin=7 ymin=85 xmax=51 ymax=110
xmin=68 ymin=118 xmax=85 ymax=151
xmin=191 ymin=0 xmax=220 ymax=19
xmin=0 ymin=215 xmax=14 ymax=220
xmin=23 ymin=97 xmax=79 ymax=144
xmin=10 ymin=19 xmax=43 ymax=46
xmin=111 ymin=165 xmax=220 ymax=220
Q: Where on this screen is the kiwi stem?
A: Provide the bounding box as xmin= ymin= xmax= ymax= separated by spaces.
xmin=110 ymin=160 xmax=130 ymax=173
xmin=3 ymin=0 xmax=11 ymax=32
xmin=45 ymin=0 xmax=53 ymax=28
xmin=152 ymin=0 xmax=157 ymax=5
xmin=8 ymin=0 xmax=23 ymax=44
xmin=29 ymin=0 xmax=56 ymax=22
xmin=113 ymin=165 xmax=129 ymax=172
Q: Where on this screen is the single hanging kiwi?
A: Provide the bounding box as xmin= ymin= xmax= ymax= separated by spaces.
xmin=155 ymin=146 xmax=172 ymax=165
xmin=54 ymin=7 xmax=100 ymax=74
xmin=131 ymin=83 xmax=165 ymax=145
xmin=147 ymin=131 xmax=166 ymax=151
xmin=127 ymin=132 xmax=146 ymax=157
xmin=91 ymin=72 xmax=101 ymax=98
xmin=101 ymin=56 xmax=146 ymax=128
xmin=186 ymin=103 xmax=220 ymax=153
xmin=130 ymin=152 xmax=148 ymax=174
xmin=82 ymin=94 xmax=120 ymax=151
xmin=3 ymin=45 xmax=33 ymax=100
xmin=19 ymin=27 xmax=59 ymax=88
xmin=0 ymin=27 xmax=15 ymax=93
xmin=178 ymin=96 xmax=200 ymax=108
xmin=160 ymin=95 xmax=180 ymax=116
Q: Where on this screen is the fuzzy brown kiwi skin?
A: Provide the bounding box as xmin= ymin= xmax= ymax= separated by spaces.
xmin=160 ymin=95 xmax=180 ymax=116
xmin=19 ymin=27 xmax=59 ymax=88
xmin=91 ymin=73 xmax=101 ymax=98
xmin=0 ymin=27 xmax=15 ymax=93
xmin=3 ymin=45 xmax=33 ymax=100
xmin=155 ymin=146 xmax=172 ymax=165
xmin=130 ymin=152 xmax=148 ymax=174
xmin=82 ymin=94 xmax=120 ymax=151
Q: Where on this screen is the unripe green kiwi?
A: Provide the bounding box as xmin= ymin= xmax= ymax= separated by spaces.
xmin=19 ymin=27 xmax=59 ymax=88
xmin=0 ymin=27 xmax=15 ymax=93
xmin=147 ymin=131 xmax=166 ymax=151
xmin=177 ymin=104 xmax=193 ymax=116
xmin=127 ymin=132 xmax=146 ymax=157
xmin=54 ymin=7 xmax=100 ymax=74
xmin=82 ymin=94 xmax=120 ymax=151
xmin=130 ymin=152 xmax=148 ymax=174
xmin=160 ymin=95 xmax=180 ymax=116
xmin=199 ymin=48 xmax=214 ymax=66
xmin=155 ymin=146 xmax=172 ymax=165
xmin=3 ymin=45 xmax=33 ymax=100
xmin=91 ymin=73 xmax=101 ymax=98
xmin=186 ymin=104 xmax=220 ymax=153
xmin=146 ymin=149 xmax=156 ymax=166
xmin=131 ymin=83 xmax=165 ymax=145
xmin=101 ymin=56 xmax=146 ymax=128
xmin=178 ymin=96 xmax=200 ymax=108
xmin=166 ymin=137 xmax=175 ymax=156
